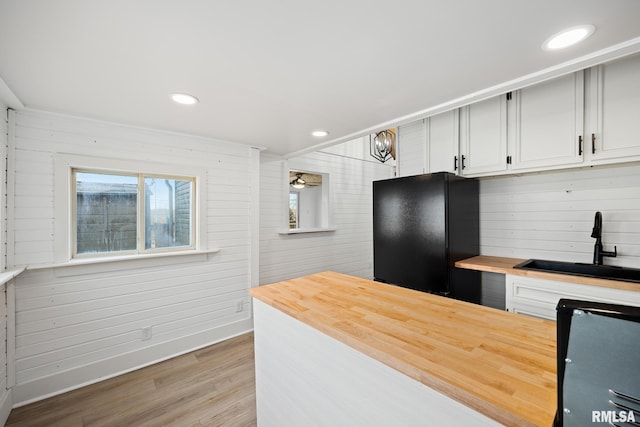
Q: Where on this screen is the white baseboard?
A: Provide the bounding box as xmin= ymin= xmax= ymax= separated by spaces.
xmin=0 ymin=388 xmax=13 ymax=426
xmin=12 ymin=318 xmax=254 ymax=406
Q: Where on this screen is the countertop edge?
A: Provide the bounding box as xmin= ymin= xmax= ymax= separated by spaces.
xmin=456 ymin=255 xmax=640 ymax=292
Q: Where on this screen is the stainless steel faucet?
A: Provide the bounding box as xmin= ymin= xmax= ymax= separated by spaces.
xmin=591 ymin=211 xmax=617 ymax=265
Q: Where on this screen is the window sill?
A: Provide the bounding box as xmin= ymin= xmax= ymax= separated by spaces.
xmin=279 ymin=227 xmax=336 ymax=235
xmin=28 ymin=248 xmax=221 ymax=271
xmin=0 ymin=267 xmax=27 ymax=287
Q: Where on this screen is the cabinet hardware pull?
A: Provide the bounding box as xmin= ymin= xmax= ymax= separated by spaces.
xmin=578 ymin=135 xmax=583 ymax=155
xmin=454 ymin=156 xmax=458 ymax=170
xmin=591 ymin=133 xmax=596 ymax=154
xmin=461 ymin=155 xmax=466 ymax=170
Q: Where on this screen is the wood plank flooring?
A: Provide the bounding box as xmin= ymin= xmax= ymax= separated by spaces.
xmin=6 ymin=332 xmax=256 ymax=427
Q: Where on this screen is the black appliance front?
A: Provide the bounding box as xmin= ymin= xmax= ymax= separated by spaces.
xmin=373 ymin=172 xmax=480 ymax=302
xmin=554 ymin=299 xmax=640 ymax=427
xmin=373 ymin=173 xmax=447 ymax=294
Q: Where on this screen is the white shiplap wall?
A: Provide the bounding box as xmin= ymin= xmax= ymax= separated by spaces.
xmin=0 ymin=281 xmax=9 ymax=424
xmin=9 ymin=110 xmax=255 ymax=404
xmin=1 ymin=106 xmax=7 ymax=271
xmin=0 ymin=105 xmax=12 ymax=425
xmin=259 ymin=138 xmax=394 ymax=285
xmin=480 ymin=163 xmax=640 ymax=268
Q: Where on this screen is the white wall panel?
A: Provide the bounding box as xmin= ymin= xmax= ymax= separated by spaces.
xmin=396 ymin=120 xmax=425 ymax=176
xmin=9 ymin=110 xmax=255 ymax=404
xmin=0 ymin=105 xmax=13 ymax=423
xmin=0 ymin=282 xmax=10 ymax=425
xmin=480 ymin=163 xmax=640 ymax=268
xmin=259 ymin=147 xmax=393 ymax=285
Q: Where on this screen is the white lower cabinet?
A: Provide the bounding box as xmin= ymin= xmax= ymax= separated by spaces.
xmin=505 ymin=274 xmax=640 ymax=321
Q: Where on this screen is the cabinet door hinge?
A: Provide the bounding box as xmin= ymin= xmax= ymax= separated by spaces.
xmin=506 ymin=92 xmax=513 ymax=101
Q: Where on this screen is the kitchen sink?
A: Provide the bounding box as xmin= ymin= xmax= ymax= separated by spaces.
xmin=513 ymin=259 xmax=640 ymax=284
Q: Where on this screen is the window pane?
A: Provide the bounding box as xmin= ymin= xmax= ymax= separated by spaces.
xmin=75 ymin=172 xmax=137 ymax=254
xmin=289 ymin=192 xmax=299 ymax=229
xmin=144 ymin=177 xmax=192 ymax=249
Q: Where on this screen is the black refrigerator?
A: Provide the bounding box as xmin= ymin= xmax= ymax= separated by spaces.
xmin=373 ymin=172 xmax=480 ymax=303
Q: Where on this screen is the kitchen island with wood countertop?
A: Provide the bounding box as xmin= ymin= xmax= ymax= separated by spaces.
xmin=250 ymin=271 xmax=557 ymax=427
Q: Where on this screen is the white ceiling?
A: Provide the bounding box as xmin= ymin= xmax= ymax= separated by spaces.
xmin=1 ymin=1 xmax=640 ymax=156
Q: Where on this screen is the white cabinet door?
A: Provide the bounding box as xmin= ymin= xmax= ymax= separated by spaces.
xmin=590 ymin=53 xmax=640 ymax=161
xmin=510 ymin=71 xmax=584 ymax=170
xmin=459 ymin=95 xmax=507 ymax=176
xmin=427 ymin=110 xmax=459 ymax=174
xmin=505 ymin=274 xmax=640 ymax=321
xmin=396 ymin=120 xmax=426 ymax=176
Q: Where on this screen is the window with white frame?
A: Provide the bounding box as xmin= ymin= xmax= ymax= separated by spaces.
xmin=287 ymin=170 xmax=330 ymax=230
xmin=72 ymin=169 xmax=195 ymax=257
xmin=55 ymin=154 xmax=207 ymax=263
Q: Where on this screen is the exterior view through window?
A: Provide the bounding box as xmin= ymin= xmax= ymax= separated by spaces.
xmin=74 ymin=170 xmax=194 ymax=256
xmin=289 ymin=191 xmax=299 ymax=229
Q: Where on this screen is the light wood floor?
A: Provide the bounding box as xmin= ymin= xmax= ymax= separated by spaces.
xmin=6 ymin=332 xmax=256 ymax=427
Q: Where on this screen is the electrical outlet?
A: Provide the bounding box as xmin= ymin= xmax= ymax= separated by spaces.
xmin=141 ymin=326 xmax=152 ymax=341
xmin=236 ymin=300 xmax=244 ymax=312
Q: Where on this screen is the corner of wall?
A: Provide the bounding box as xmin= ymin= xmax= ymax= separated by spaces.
xmin=0 ymin=388 xmax=13 ymax=425
xmin=0 ymin=103 xmax=12 ymax=423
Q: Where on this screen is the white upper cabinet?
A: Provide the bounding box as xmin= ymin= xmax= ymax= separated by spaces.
xmin=394 ymin=53 xmax=640 ymax=180
xmin=459 ymin=95 xmax=507 ymax=176
xmin=396 ymin=110 xmax=459 ymax=177
xmin=396 ymin=120 xmax=426 ymax=176
xmin=590 ymin=53 xmax=640 ymax=162
xmin=427 ymin=110 xmax=459 ymax=174
xmin=510 ymin=71 xmax=585 ymax=171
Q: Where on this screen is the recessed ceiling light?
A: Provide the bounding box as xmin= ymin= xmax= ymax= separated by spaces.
xmin=170 ymin=93 xmax=199 ymax=105
xmin=311 ymin=130 xmax=329 ymax=137
xmin=542 ymin=25 xmax=595 ymax=51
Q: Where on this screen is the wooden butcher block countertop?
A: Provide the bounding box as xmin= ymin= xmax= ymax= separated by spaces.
xmin=456 ymin=255 xmax=640 ymax=292
xmin=251 ymin=271 xmax=557 ymax=427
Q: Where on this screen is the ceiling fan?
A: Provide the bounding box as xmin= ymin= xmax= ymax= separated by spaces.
xmin=290 ymin=172 xmax=321 ymax=189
